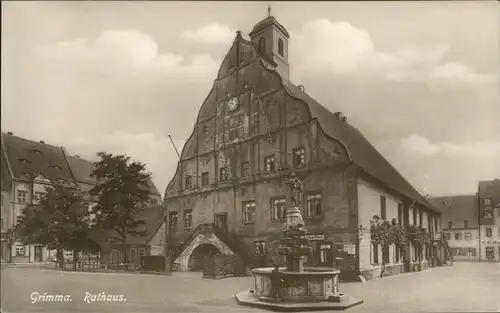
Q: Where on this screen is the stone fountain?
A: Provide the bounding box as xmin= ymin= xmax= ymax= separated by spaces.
xmin=235 ymin=173 xmax=363 ymax=311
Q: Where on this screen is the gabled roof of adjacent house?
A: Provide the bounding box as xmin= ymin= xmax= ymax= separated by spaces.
xmin=427 ymin=194 xmax=478 ymax=228
xmin=478 ymin=179 xmax=500 ymax=204
xmin=1 ymin=132 xmax=74 ymax=183
xmin=92 ymin=205 xmax=164 ymax=247
xmin=1 ymin=132 xmax=161 ymax=197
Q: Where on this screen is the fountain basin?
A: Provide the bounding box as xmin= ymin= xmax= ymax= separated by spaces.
xmin=235 ymin=266 xmax=364 ymax=311
xmin=253 ymin=267 xmax=341 ymax=302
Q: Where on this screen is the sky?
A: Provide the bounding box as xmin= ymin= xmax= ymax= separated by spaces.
xmin=2 ymin=1 xmax=499 ymax=197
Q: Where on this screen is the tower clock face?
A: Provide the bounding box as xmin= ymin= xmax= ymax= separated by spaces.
xmin=227 ymin=97 xmax=239 ymax=112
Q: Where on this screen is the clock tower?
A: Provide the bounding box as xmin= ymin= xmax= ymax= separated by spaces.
xmin=249 ymin=6 xmax=290 ymax=80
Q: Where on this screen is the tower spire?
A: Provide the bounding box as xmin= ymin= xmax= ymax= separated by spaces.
xmin=267 ymin=5 xmax=272 ymax=17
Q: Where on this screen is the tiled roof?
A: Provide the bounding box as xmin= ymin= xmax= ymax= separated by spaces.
xmin=478 ymin=179 xmax=500 ymax=203
xmin=92 ymin=205 xmax=164 ymax=246
xmin=428 ymin=195 xmax=478 ymax=229
xmin=1 ymin=132 xmax=74 ymax=183
xmin=282 ymin=82 xmax=439 ymax=213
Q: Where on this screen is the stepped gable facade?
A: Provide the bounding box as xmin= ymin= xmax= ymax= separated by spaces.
xmin=163 ymin=13 xmax=442 ymax=276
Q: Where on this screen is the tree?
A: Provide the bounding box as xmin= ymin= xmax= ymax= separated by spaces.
xmin=370 ymin=215 xmax=408 ymax=278
xmin=15 ymin=183 xmax=95 ymax=269
xmin=90 ymin=152 xmax=152 ymax=265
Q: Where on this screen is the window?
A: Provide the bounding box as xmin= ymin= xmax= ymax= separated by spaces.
xmin=395 ymin=245 xmax=400 ymax=262
xmin=318 ymin=243 xmax=332 ymax=265
xmin=380 ymin=195 xmax=386 ymax=219
xmin=82 ymin=203 xmax=90 ymax=214
xmin=201 ymin=172 xmax=209 ymax=186
xmin=169 ymin=212 xmax=178 ymax=232
xmin=138 ymin=248 xmax=146 ymax=262
xmin=254 ymin=241 xmax=266 ymax=255
xmin=16 ymin=245 xmax=25 ymax=256
xmin=397 ymin=203 xmax=403 ymax=225
xmin=485 ymin=247 xmax=494 ymax=260
xmin=185 ymin=175 xmax=193 ymax=189
xmin=150 ymin=198 xmax=157 ymax=205
xmin=259 ymin=37 xmax=265 ymax=52
xmin=483 ymin=210 xmax=493 ymax=218
xmin=484 ymin=198 xmax=492 ymax=206
xmin=243 ymin=201 xmax=256 ymax=224
xmin=305 ymin=193 xmax=322 ymax=218
xmin=0 ymin=218 xmax=3 ymax=231
xmin=486 ymin=228 xmax=492 ymax=238
xmin=17 ymin=190 xmax=27 ymax=204
xmin=448 ymin=221 xmax=452 ymax=229
xmin=445 ymin=232 xmax=451 ymax=240
xmin=464 ymin=232 xmax=471 ymax=241
xmin=184 ymin=210 xmax=193 ymax=229
xmin=278 ymin=38 xmax=284 ymax=56
xmin=271 ymin=198 xmax=286 ymax=221
xmin=17 ymin=158 xmax=31 ymax=164
xmin=264 ymin=155 xmax=275 ymax=174
xmin=464 ymin=220 xmax=468 ymax=228
xmin=292 ymin=147 xmax=305 ymax=168
xmin=241 ymin=162 xmax=250 ymax=178
xmin=34 ymin=192 xmax=45 ymax=202
xmin=454 ymin=232 xmax=462 ymax=240
xmin=413 ymin=209 xmax=418 ymax=226
xmin=419 ymin=211 xmax=423 ymax=227
xmin=219 ymin=167 xmax=228 ymax=182
xmin=467 ymin=248 xmax=476 ymax=257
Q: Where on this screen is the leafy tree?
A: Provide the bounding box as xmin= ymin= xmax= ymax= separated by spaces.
xmin=15 ymin=183 xmax=95 ymax=269
xmin=90 ymin=152 xmax=153 ymax=264
xmin=370 ymin=215 xmax=408 ymax=277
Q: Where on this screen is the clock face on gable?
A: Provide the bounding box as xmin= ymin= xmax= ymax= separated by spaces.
xmin=226 ymin=97 xmax=239 ymax=112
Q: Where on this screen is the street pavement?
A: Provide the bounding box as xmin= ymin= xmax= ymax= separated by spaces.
xmin=1 ymin=262 xmax=499 ymax=313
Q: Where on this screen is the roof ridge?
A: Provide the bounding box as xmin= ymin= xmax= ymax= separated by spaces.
xmin=61 ymin=146 xmax=79 ymax=186
xmin=1 ymin=132 xmax=15 ymax=179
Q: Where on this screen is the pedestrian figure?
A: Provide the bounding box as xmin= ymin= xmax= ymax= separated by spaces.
xmin=270 ymin=264 xmax=284 ymax=300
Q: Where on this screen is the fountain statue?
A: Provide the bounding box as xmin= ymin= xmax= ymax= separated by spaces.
xmin=235 ymin=172 xmax=363 ymax=311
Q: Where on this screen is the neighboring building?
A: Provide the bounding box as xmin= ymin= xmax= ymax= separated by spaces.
xmin=160 ymin=12 xmax=443 ymax=279
xmin=429 ymin=195 xmax=479 ymax=262
xmin=0 ymin=132 xmax=162 ymax=263
xmin=478 ymin=179 xmax=500 ymax=262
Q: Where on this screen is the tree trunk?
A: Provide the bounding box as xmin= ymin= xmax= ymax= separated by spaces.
xmin=57 ymin=248 xmax=64 ymax=269
xmin=73 ymin=249 xmax=78 ymax=270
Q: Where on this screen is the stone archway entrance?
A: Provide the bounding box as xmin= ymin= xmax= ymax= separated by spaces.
xmin=188 ymin=243 xmax=221 ymax=271
xmin=174 ymin=232 xmax=235 ymax=271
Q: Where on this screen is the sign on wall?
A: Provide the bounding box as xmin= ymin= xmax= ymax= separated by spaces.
xmin=303 ymin=234 xmax=324 ymax=241
xmin=481 ymin=240 xmax=500 ymax=245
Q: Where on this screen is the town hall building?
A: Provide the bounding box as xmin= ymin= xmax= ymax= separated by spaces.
xmin=159 ymin=12 xmax=444 ymax=279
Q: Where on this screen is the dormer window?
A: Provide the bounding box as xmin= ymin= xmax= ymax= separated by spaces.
xmin=52 ymin=165 xmax=61 ymax=171
xmin=17 ymin=158 xmax=31 ymax=164
xmin=484 ymin=198 xmax=492 ymax=206
xmin=278 ymin=38 xmax=284 ymax=56
xmin=259 ymin=37 xmax=265 ymax=53
xmin=33 ymin=150 xmax=44 ymax=156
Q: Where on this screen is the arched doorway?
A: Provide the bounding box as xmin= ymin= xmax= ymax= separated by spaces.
xmin=188 ymin=243 xmax=220 ymax=271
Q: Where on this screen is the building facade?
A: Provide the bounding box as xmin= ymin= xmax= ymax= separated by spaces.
xmin=429 ymin=195 xmax=479 ymax=262
xmin=478 ymin=179 xmax=500 ymax=262
xmin=160 ymin=14 xmax=443 ymax=279
xmin=0 ymin=132 xmax=162 ymax=263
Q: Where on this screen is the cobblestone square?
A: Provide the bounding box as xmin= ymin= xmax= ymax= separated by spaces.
xmin=1 ymin=263 xmax=499 ymax=313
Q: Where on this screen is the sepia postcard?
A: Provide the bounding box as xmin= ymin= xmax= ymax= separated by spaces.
xmin=1 ymin=1 xmax=499 ymax=313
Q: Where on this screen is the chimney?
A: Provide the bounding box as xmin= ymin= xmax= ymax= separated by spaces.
xmin=40 ymin=140 xmax=45 ymax=144
xmin=298 ymin=85 xmax=305 ymax=92
xmin=341 ymin=116 xmax=347 ymax=123
xmin=7 ymin=132 xmax=13 ymax=135
xmin=333 ymin=112 xmax=343 ymax=119
xmin=75 ymin=155 xmax=81 ymax=158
